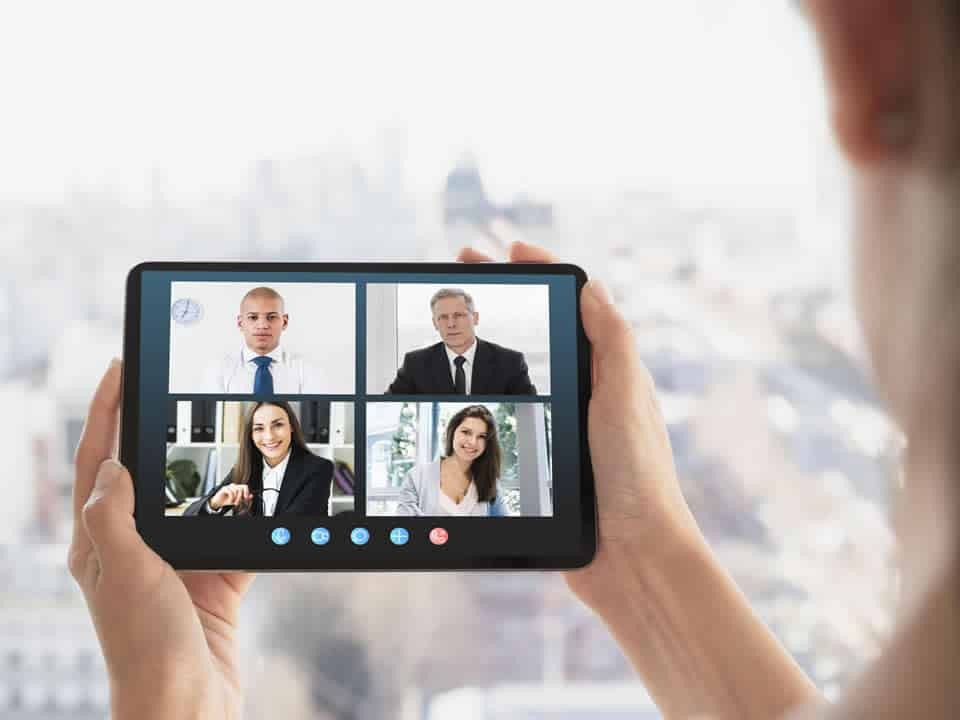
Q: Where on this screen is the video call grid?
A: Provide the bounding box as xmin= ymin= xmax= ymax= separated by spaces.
xmin=160 ymin=276 xmax=561 ymax=522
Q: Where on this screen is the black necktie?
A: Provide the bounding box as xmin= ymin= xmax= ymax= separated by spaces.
xmin=454 ymin=356 xmax=467 ymax=394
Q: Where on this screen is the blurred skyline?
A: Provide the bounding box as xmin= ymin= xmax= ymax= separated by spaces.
xmin=0 ymin=0 xmax=824 ymax=209
xmin=0 ymin=2 xmax=897 ymax=718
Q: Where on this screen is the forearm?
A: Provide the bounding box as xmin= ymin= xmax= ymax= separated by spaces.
xmin=586 ymin=536 xmax=821 ymax=720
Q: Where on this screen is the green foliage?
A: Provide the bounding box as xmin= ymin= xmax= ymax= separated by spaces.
xmin=494 ymin=402 xmax=518 ymax=484
xmin=389 ymin=402 xmax=417 ymax=487
xmin=165 ymin=458 xmax=202 ymax=500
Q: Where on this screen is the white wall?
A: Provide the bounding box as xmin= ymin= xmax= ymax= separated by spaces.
xmin=367 ymin=283 xmax=550 ymax=394
xmin=169 ymin=281 xmax=355 ymax=393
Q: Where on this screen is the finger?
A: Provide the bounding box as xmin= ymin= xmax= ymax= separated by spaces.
xmin=457 ymin=247 xmax=494 ymax=263
xmin=580 ymin=281 xmax=639 ymax=390
xmin=508 ymin=240 xmax=559 ymax=264
xmin=82 ymin=460 xmax=165 ymax=589
xmin=72 ymin=359 xmax=123 ymax=553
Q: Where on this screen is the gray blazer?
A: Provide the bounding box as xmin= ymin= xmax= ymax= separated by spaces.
xmin=396 ymin=460 xmax=511 ymax=517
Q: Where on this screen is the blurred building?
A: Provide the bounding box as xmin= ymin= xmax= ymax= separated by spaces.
xmin=0 ymin=546 xmax=108 ymax=720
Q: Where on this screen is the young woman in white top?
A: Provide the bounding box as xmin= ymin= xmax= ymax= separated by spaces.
xmin=396 ymin=404 xmax=513 ymax=517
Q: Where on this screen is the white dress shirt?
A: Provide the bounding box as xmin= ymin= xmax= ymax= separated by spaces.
xmin=260 ymin=449 xmax=292 ymax=517
xmin=204 ymin=344 xmax=321 ymax=394
xmin=444 ymin=340 xmax=477 ymax=394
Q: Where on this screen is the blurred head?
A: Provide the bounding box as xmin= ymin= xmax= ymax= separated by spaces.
xmin=431 ymin=288 xmax=479 ymax=354
xmin=233 ymin=401 xmax=310 ymax=489
xmin=803 ymin=1 xmax=960 ymax=566
xmin=237 ymin=287 xmax=288 ymax=355
xmin=804 ymin=1 xmax=960 ymax=442
xmin=444 ymin=404 xmax=501 ymax=502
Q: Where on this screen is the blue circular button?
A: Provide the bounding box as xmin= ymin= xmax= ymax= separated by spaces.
xmin=311 ymin=527 xmax=331 ymax=546
xmin=271 ymin=527 xmax=291 ymax=546
xmin=389 ymin=528 xmax=409 ymax=546
xmin=350 ymin=527 xmax=370 ymax=546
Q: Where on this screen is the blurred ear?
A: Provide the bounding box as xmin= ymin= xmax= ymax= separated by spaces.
xmin=804 ymin=0 xmax=921 ymax=166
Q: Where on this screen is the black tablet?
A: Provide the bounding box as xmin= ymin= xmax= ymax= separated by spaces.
xmin=122 ymin=262 xmax=595 ymax=570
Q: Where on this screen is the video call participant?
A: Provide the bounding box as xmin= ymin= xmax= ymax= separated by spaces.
xmin=183 ymin=401 xmax=332 ymax=516
xmin=386 ymin=288 xmax=537 ymax=395
xmin=203 ymin=286 xmax=320 ymax=394
xmin=395 ymin=404 xmax=513 ymax=516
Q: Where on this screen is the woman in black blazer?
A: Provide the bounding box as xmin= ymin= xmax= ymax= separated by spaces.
xmin=184 ymin=401 xmax=333 ymax=516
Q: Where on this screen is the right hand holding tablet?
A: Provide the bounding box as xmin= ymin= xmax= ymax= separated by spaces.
xmin=459 ymin=241 xmax=706 ymax=605
xmin=210 ymin=483 xmax=253 ymax=512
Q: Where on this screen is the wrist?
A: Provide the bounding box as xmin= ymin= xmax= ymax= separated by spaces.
xmin=569 ymin=521 xmax=711 ymax=615
xmin=111 ymin=675 xmax=229 ymax=720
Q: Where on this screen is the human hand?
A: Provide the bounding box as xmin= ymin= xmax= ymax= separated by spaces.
xmin=68 ymin=360 xmax=255 ymax=719
xmin=210 ymin=483 xmax=254 ymax=512
xmin=458 ymin=242 xmax=705 ymax=608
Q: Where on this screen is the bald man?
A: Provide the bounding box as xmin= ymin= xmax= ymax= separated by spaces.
xmin=202 ymin=286 xmax=321 ymax=394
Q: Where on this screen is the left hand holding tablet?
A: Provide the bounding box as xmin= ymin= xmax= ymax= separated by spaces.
xmin=69 ymin=359 xmax=254 ymax=719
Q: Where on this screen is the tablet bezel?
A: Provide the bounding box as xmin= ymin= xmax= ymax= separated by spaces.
xmin=122 ymin=261 xmax=595 ymax=571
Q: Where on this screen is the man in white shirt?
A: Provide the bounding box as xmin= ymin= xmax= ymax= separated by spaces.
xmin=203 ymin=286 xmax=321 ymax=394
xmin=386 ymin=288 xmax=537 ymax=395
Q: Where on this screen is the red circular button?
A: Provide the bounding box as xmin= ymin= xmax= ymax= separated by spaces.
xmin=429 ymin=527 xmax=449 ymax=545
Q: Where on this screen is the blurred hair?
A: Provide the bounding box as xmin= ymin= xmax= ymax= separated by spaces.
xmin=232 ymin=402 xmax=310 ymax=504
xmin=430 ymin=288 xmax=475 ymax=314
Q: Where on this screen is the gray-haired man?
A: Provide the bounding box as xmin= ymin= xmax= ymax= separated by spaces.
xmin=386 ymin=288 xmax=537 ymax=395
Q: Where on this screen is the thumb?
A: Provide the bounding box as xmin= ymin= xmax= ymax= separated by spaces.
xmin=580 ymin=280 xmax=644 ymax=393
xmin=83 ymin=459 xmax=156 ymax=582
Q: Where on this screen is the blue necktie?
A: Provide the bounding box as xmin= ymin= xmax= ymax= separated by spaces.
xmin=252 ymin=356 xmax=274 ymax=395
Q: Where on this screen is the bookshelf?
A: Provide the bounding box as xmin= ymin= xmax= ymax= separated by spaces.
xmin=166 ymin=400 xmax=355 ymax=515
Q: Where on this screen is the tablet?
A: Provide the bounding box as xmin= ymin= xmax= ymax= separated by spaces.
xmin=121 ymin=262 xmax=595 ymax=570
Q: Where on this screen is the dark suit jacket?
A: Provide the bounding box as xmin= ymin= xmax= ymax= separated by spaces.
xmin=183 ymin=448 xmax=333 ymax=516
xmin=386 ymin=338 xmax=537 ymax=395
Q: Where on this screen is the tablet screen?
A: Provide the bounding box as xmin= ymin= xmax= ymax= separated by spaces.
xmin=124 ymin=263 xmax=594 ymax=570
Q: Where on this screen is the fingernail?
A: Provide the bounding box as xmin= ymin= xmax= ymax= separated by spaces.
xmin=586 ymin=280 xmax=612 ymax=305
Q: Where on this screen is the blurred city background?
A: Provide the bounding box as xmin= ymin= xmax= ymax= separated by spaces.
xmin=0 ymin=1 xmax=900 ymax=718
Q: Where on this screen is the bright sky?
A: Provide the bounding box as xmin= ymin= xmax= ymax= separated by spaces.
xmin=0 ymin=0 xmax=827 ymax=203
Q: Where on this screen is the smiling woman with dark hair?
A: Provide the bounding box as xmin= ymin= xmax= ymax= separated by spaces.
xmin=184 ymin=401 xmax=333 ymax=516
xmin=395 ymin=404 xmax=514 ymax=516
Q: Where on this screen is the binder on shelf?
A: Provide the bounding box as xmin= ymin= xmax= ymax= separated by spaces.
xmin=166 ymin=399 xmax=178 ymax=443
xmin=316 ymin=400 xmax=330 ymax=444
xmin=202 ymin=400 xmax=216 ymax=442
xmin=299 ymin=401 xmax=330 ymax=444
xmin=300 ymin=401 xmax=317 ymax=444
xmin=191 ymin=400 xmax=216 ymax=443
xmin=191 ymin=400 xmax=203 ymax=442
